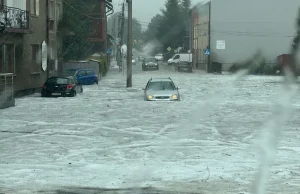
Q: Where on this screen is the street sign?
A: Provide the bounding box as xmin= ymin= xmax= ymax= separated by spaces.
xmin=204 ymin=49 xmax=210 ymax=55
xmin=216 ymin=40 xmax=225 ymax=49
xmin=41 ymin=41 xmax=47 ymax=71
xmin=167 ymin=47 xmax=171 ymax=52
xmin=106 ymin=48 xmax=112 ymax=54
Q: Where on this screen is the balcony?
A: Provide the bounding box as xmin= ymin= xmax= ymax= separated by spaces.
xmin=0 ymin=5 xmax=29 ymax=33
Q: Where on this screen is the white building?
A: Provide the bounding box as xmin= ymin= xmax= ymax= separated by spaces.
xmin=191 ymin=0 xmax=300 ymax=71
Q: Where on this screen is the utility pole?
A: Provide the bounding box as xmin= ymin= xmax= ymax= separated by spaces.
xmin=117 ymin=3 xmax=125 ymax=71
xmin=112 ymin=14 xmax=116 ymax=58
xmin=126 ymin=0 xmax=132 ymax=87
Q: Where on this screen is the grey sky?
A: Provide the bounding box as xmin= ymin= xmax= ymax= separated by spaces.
xmin=113 ymin=0 xmax=201 ymax=28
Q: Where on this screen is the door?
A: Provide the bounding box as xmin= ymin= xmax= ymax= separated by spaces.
xmin=77 ymin=70 xmax=86 ymax=85
xmin=85 ymin=70 xmax=94 ymax=84
xmin=173 ymin=54 xmax=180 ymax=63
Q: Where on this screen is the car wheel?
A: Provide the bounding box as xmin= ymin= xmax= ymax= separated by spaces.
xmin=78 ymin=86 xmax=83 ymax=94
xmin=70 ymin=90 xmax=76 ymax=97
xmin=42 ymin=91 xmax=51 ymax=97
xmin=94 ymin=80 xmax=98 ymax=85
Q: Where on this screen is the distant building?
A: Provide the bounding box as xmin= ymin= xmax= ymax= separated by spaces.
xmin=190 ymin=0 xmax=300 ymax=72
xmin=0 ymin=0 xmax=62 ymax=93
xmin=87 ymin=0 xmax=107 ymax=53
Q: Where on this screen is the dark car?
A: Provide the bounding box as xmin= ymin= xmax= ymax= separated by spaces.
xmin=138 ymin=56 xmax=145 ymax=61
xmin=142 ymin=57 xmax=159 ymax=71
xmin=176 ymin=61 xmax=192 ymax=73
xmin=41 ymin=76 xmax=83 ymax=97
xmin=63 ymin=69 xmax=99 ymax=85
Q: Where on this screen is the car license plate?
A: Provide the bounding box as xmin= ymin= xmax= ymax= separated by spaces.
xmin=52 ymin=93 xmax=61 ymax=96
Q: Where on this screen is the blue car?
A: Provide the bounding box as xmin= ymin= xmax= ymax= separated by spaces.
xmin=63 ymin=69 xmax=99 ymax=85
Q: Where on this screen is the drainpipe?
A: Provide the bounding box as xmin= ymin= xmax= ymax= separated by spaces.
xmin=46 ymin=0 xmax=50 ymax=78
xmin=207 ymin=1 xmax=211 ymax=73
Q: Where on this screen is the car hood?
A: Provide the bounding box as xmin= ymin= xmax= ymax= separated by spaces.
xmin=146 ymin=90 xmax=177 ymax=96
xmin=146 ymin=62 xmax=156 ymax=65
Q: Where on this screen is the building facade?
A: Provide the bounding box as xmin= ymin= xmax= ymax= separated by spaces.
xmin=0 ymin=0 xmax=62 ymax=93
xmin=88 ymin=0 xmax=107 ymax=54
xmin=191 ymin=0 xmax=300 ymax=71
xmin=190 ymin=2 xmax=209 ymax=70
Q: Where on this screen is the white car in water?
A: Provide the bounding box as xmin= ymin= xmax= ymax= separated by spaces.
xmin=155 ymin=53 xmax=163 ymax=61
xmin=143 ymin=77 xmax=180 ymax=101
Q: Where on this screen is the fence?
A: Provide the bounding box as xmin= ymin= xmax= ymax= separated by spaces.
xmin=0 ymin=73 xmax=15 ymax=109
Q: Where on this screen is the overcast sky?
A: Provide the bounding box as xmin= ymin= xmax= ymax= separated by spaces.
xmin=112 ymin=0 xmax=201 ymax=29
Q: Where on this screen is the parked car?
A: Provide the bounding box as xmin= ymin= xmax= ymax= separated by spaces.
xmin=168 ymin=53 xmax=192 ymax=65
xmin=143 ymin=77 xmax=180 ymax=101
xmin=142 ymin=57 xmax=159 ymax=71
xmin=176 ymin=61 xmax=192 ymax=72
xmin=138 ymin=56 xmax=145 ymax=61
xmin=63 ymin=69 xmax=98 ymax=85
xmin=41 ymin=76 xmax=83 ymax=97
xmin=155 ymin=53 xmax=163 ymax=61
xmin=132 ymin=58 xmax=137 ymax=65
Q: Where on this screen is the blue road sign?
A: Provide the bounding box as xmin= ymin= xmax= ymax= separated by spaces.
xmin=106 ymin=48 xmax=112 ymax=54
xmin=204 ymin=49 xmax=210 ymax=55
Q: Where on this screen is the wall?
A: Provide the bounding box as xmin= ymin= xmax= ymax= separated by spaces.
xmin=210 ymin=0 xmax=300 ymax=70
xmin=17 ymin=0 xmax=47 ymax=91
xmin=5 ymin=0 xmax=26 ymax=10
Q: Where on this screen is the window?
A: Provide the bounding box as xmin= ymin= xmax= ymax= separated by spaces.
xmin=0 ymin=0 xmax=4 ymax=10
xmin=31 ymin=44 xmax=41 ymax=72
xmin=174 ymin=55 xmax=180 ymax=59
xmin=46 ymin=77 xmax=68 ymax=84
xmin=49 ymin=0 xmax=55 ymax=19
xmin=147 ymin=81 xmax=175 ymax=91
xmin=86 ymin=70 xmax=93 ymax=75
xmin=145 ymin=58 xmax=156 ymax=62
xmin=0 ymin=44 xmax=15 ymax=74
xmin=78 ymin=71 xmax=85 ymax=76
xmin=30 ymin=0 xmax=39 ymax=16
xmin=50 ymin=40 xmax=55 ymax=59
xmin=57 ymin=3 xmax=62 ymax=20
xmin=49 ymin=20 xmax=55 ymax=31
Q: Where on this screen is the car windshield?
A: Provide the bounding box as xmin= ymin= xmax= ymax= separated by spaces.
xmin=145 ymin=58 xmax=156 ymax=62
xmin=180 ymin=61 xmax=190 ymax=65
xmin=63 ymin=69 xmax=77 ymax=76
xmin=46 ymin=77 xmax=69 ymax=85
xmin=147 ymin=81 xmax=175 ymax=91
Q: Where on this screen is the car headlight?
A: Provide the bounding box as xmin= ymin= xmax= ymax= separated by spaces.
xmin=145 ymin=63 xmax=148 ymax=66
xmin=171 ymin=94 xmax=178 ymax=99
xmin=148 ymin=95 xmax=153 ymax=99
xmin=155 ymin=63 xmax=158 ymax=65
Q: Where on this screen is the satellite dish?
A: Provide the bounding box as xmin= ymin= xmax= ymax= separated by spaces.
xmin=121 ymin=44 xmax=127 ymax=54
xmin=41 ymin=41 xmax=47 ymax=71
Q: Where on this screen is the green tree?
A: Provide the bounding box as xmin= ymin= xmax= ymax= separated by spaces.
xmin=156 ymin=0 xmax=182 ymax=50
xmin=143 ymin=14 xmax=163 ymax=42
xmin=180 ymin=0 xmax=191 ymax=51
xmin=292 ymin=8 xmax=300 ymax=51
xmin=58 ymin=0 xmax=98 ymax=61
xmin=107 ymin=14 xmax=143 ymax=50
